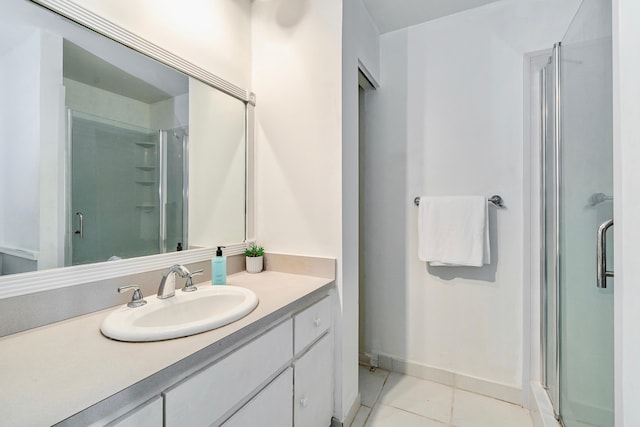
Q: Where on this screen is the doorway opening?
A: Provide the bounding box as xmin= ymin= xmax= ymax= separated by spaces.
xmin=358 ymin=69 xmax=376 ymax=367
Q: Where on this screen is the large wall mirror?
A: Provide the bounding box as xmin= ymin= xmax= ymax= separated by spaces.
xmin=0 ymin=0 xmax=250 ymax=283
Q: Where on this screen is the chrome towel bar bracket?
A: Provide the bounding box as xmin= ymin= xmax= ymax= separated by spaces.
xmin=414 ymin=195 xmax=505 ymax=208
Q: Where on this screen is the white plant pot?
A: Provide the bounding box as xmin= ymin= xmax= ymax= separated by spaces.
xmin=246 ymin=256 xmax=263 ymax=274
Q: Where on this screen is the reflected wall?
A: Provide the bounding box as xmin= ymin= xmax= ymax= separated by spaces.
xmin=0 ymin=0 xmax=247 ymax=277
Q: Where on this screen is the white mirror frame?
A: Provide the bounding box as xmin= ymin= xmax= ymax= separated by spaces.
xmin=0 ymin=0 xmax=256 ymax=299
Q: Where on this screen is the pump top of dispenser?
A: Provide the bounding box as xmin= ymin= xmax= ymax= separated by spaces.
xmin=216 ymin=246 xmax=225 ymax=256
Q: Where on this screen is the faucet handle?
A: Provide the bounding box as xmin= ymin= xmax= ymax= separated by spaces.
xmin=182 ymin=269 xmax=204 ymax=293
xmin=118 ymin=285 xmax=147 ymax=308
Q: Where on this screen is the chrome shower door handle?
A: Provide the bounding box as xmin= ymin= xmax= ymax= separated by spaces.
xmin=597 ymin=218 xmax=614 ymax=288
xmin=74 ymin=211 xmax=84 ymax=238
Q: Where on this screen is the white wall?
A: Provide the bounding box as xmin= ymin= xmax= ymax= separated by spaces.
xmin=149 ymin=93 xmax=188 ymax=131
xmin=73 ymin=0 xmax=252 ymax=90
xmin=363 ymin=0 xmax=580 ymax=394
xmin=189 ymin=78 xmax=246 ymax=248
xmin=251 ymin=0 xmax=345 ymax=419
xmin=37 ymin=31 xmax=65 ymax=271
xmin=252 ymin=1 xmax=342 ymax=257
xmin=66 ymin=78 xmax=188 ymax=130
xmin=342 ymin=0 xmax=380 ymax=420
xmin=0 ymin=31 xmax=42 ymax=254
xmin=0 ymin=28 xmax=64 ymax=273
xmin=344 ymin=0 xmax=380 ymax=83
xmin=613 ymin=0 xmax=640 ymax=425
xmin=65 ymin=78 xmax=151 ymax=129
xmin=361 ymin=28 xmax=409 ymax=369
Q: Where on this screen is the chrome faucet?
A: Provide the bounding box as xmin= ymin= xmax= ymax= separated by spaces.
xmin=182 ymin=269 xmax=204 ymax=293
xmin=157 ymin=264 xmax=190 ymax=299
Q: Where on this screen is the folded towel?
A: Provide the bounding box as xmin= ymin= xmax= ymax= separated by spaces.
xmin=418 ymin=196 xmax=490 ymax=267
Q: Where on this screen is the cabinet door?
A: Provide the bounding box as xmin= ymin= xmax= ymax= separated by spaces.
xmin=164 ymin=319 xmax=293 ymax=426
xmin=106 ymin=396 xmax=162 ymax=427
xmin=223 ymin=368 xmax=293 ymax=427
xmin=294 ymin=333 xmax=332 ymax=427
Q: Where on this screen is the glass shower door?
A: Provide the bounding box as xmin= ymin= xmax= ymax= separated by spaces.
xmin=558 ymin=0 xmax=614 ymax=425
xmin=162 ymin=128 xmax=188 ymax=253
xmin=70 ymin=112 xmax=161 ymax=265
xmin=541 ymin=48 xmax=559 ymax=415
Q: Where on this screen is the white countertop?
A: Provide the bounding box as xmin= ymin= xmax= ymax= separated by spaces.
xmin=0 ymin=271 xmax=333 ymax=427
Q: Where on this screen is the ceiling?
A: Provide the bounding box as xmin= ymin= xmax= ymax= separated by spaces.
xmin=362 ymin=0 xmax=502 ymax=33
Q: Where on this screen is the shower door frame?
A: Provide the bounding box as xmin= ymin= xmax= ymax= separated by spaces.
xmin=540 ymin=42 xmax=562 ymax=420
xmin=158 ymin=127 xmax=190 ymax=254
xmin=525 ymin=47 xmax=557 ymax=418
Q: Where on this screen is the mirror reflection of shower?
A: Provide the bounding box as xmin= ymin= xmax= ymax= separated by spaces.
xmin=69 ymin=110 xmax=188 ymax=266
xmin=160 ymin=127 xmax=189 ymax=255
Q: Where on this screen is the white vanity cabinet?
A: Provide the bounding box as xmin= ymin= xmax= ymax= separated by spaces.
xmin=164 ymin=319 xmax=293 ymax=426
xmin=223 ymin=368 xmax=293 ymax=427
xmin=1 ymin=267 xmax=336 ymax=427
xmin=112 ymin=295 xmax=332 ymax=427
xmin=294 ymin=333 xmax=332 ymax=427
xmin=294 ymin=296 xmax=331 ymax=354
xmin=106 ymin=396 xmax=163 ymax=427
xmin=293 ymin=296 xmax=333 ymax=427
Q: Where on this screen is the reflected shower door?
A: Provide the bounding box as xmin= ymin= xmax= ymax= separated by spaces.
xmin=70 ymin=112 xmax=161 ymax=265
xmin=162 ymin=128 xmax=188 ymax=253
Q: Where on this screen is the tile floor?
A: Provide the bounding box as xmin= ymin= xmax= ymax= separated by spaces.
xmin=351 ymin=366 xmax=534 ymax=427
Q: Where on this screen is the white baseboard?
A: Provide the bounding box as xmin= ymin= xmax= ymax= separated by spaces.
xmin=332 ymin=394 xmax=361 ymax=427
xmin=358 ymin=352 xmax=375 ymax=367
xmin=376 ymin=353 xmax=523 ymax=405
xmin=344 ymin=393 xmax=361 ymax=427
xmin=529 ymin=382 xmax=560 ymax=427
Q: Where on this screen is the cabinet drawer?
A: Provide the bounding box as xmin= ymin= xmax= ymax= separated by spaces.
xmin=222 ymin=368 xmax=293 ymax=427
xmin=294 ymin=296 xmax=331 ymax=354
xmin=294 ymin=333 xmax=333 ymax=427
xmin=164 ymin=319 xmax=293 ymax=426
xmin=107 ymin=396 xmax=162 ymax=427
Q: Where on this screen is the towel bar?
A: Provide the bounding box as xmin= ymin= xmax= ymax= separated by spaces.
xmin=413 ymin=195 xmax=505 ymax=208
xmin=589 ymin=192 xmax=612 ymax=206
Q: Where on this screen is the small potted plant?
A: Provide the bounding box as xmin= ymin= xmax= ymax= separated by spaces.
xmin=244 ymin=244 xmax=265 ymax=273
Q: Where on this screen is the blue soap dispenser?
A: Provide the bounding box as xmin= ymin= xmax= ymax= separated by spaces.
xmin=212 ymin=246 xmax=226 ymax=285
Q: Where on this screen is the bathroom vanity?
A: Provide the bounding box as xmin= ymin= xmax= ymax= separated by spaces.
xmin=0 ymin=3 xmax=337 ymax=426
xmin=0 ymin=270 xmax=335 ymax=426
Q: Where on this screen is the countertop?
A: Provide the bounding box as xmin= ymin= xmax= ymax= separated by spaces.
xmin=0 ymin=271 xmax=334 ymax=426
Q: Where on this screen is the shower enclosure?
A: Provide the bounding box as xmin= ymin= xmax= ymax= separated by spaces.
xmin=540 ymin=0 xmax=613 ymax=426
xmin=69 ymin=111 xmax=188 ymax=265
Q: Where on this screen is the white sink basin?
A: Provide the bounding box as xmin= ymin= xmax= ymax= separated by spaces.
xmin=101 ymin=286 xmax=258 ymax=342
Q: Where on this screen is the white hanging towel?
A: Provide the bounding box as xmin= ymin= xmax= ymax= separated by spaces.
xmin=418 ymin=196 xmax=490 ymax=267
